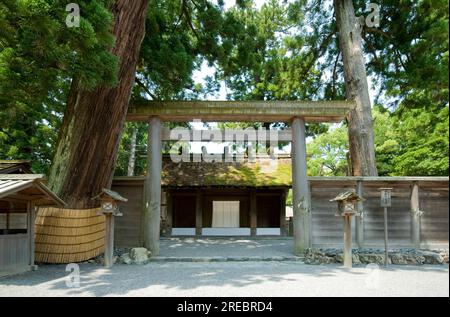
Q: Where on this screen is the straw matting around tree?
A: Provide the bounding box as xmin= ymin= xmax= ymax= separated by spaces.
xmin=35 ymin=207 xmax=105 ymax=263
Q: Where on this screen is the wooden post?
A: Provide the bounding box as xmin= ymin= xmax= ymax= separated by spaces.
xmin=383 ymin=206 xmax=388 ymax=267
xmin=28 ymin=202 xmax=37 ymax=270
xmin=343 ymin=214 xmax=352 ymax=268
xmin=144 ymin=116 xmax=162 ymax=255
xmin=410 ymin=182 xmax=421 ymax=249
xmin=379 ymin=188 xmax=392 ymax=267
xmin=307 ymin=181 xmax=313 ymax=244
xmin=250 ymin=189 xmax=257 ymax=236
xmin=355 ymin=180 xmax=364 ymax=248
xmin=6 ymin=203 xmax=10 ymax=230
xmin=104 ymin=214 xmax=115 ymax=268
xmin=195 ymin=190 xmax=203 ymax=236
xmin=279 ymin=190 xmax=287 ymax=236
xmin=291 ymin=117 xmax=311 ymax=254
xmin=166 ymin=192 xmax=173 ymax=237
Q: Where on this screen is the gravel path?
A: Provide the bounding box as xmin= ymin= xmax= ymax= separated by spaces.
xmin=0 ymin=262 xmax=448 ymax=297
xmin=159 ymin=238 xmax=294 ymax=258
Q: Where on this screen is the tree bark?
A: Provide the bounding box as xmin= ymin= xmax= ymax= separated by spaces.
xmin=127 ymin=127 xmax=138 ymax=176
xmin=334 ymin=0 xmax=378 ymax=176
xmin=48 ymin=0 xmax=149 ymax=208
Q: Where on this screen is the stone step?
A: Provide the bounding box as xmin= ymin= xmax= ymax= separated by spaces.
xmin=149 ymin=256 xmax=305 ymax=263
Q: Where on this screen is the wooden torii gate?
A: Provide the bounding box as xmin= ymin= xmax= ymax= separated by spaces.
xmin=126 ymin=100 xmax=355 ymax=255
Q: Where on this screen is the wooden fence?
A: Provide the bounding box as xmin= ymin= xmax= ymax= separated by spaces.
xmin=111 ymin=176 xmax=448 ymax=249
xmin=309 ymin=177 xmax=448 ymax=248
xmin=35 ymin=207 xmax=105 ymax=263
xmin=0 ymin=234 xmax=30 ymax=277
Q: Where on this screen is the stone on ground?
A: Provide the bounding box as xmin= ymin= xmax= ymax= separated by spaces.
xmin=129 ymin=247 xmax=151 ymax=264
xmin=421 ymin=251 xmax=444 ymax=265
xmin=118 ymin=253 xmax=132 ymax=265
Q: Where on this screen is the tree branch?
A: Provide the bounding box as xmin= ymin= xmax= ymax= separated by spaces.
xmin=135 ymin=77 xmax=157 ymax=100
xmin=361 ymin=32 xmax=382 ymax=69
xmin=182 ymin=0 xmax=201 ymax=40
xmin=299 ymin=30 xmax=336 ymax=82
xmin=364 ymin=27 xmax=391 ymax=39
xmin=332 ymin=51 xmax=340 ymax=98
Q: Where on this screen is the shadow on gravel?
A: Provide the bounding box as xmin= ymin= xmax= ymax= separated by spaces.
xmin=0 ymin=259 xmax=447 ymax=297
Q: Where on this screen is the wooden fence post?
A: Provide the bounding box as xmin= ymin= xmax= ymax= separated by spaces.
xmin=250 ymin=189 xmax=257 ymax=236
xmin=165 ymin=192 xmax=173 ymax=237
xmin=195 ymin=190 xmax=203 ymax=236
xmin=104 ymin=213 xmax=115 ymax=268
xmin=29 ymin=202 xmax=37 ymax=270
xmin=355 ymin=180 xmax=364 ymax=248
xmin=410 ymin=182 xmax=421 ymax=249
xmin=280 ymin=190 xmax=287 ymax=236
xmin=343 ymin=214 xmax=352 ymax=268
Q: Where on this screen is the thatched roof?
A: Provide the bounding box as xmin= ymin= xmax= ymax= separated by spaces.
xmin=161 ymin=156 xmax=292 ymax=187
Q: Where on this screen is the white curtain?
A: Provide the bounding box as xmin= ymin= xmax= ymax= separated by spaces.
xmin=212 ymin=201 xmax=240 ymax=228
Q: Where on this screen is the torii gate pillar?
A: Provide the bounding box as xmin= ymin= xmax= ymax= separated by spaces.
xmin=291 ymin=117 xmax=311 ymax=254
xmin=143 ymin=116 xmax=162 ymax=255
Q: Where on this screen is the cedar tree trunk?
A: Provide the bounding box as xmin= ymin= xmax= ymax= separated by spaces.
xmin=48 ymin=0 xmax=149 ymax=208
xmin=334 ymin=0 xmax=378 ymax=176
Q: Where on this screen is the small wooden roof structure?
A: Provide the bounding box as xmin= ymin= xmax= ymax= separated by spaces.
xmin=127 ymin=100 xmax=355 ymax=122
xmin=0 ymin=160 xmax=32 ymax=174
xmin=92 ymin=188 xmax=128 ymax=202
xmin=0 ymin=174 xmax=65 ymax=206
xmin=330 ymin=190 xmax=365 ymax=202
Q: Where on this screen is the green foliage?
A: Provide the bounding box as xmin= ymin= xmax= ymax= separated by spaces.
xmin=117 ymin=0 xmax=230 ymax=176
xmin=114 ymin=122 xmax=148 ymax=176
xmin=306 ymin=106 xmax=449 ymax=176
xmin=303 ymin=0 xmax=448 ymax=176
xmin=392 ymin=106 xmax=449 ymax=176
xmin=307 ymin=124 xmax=349 ymax=176
xmin=1 ymin=0 xmax=448 ymax=178
xmin=133 ymin=0 xmax=227 ymax=100
xmin=0 ymin=0 xmax=117 ymax=173
xmin=213 ymin=0 xmax=330 ymax=141
xmin=374 ymin=104 xmax=449 ymax=176
xmin=216 ymin=0 xmax=329 ymax=101
xmin=357 ymin=0 xmax=448 ymax=175
xmin=372 ymin=105 xmax=399 ymax=176
xmin=359 ymin=0 xmax=449 ymax=112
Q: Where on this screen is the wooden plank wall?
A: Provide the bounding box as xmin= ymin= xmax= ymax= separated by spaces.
xmin=111 ymin=178 xmax=145 ymax=247
xmin=112 ymin=177 xmax=449 ymax=249
xmin=420 ymin=183 xmax=449 ymax=246
xmin=362 ymin=182 xmax=411 ymax=246
xmin=310 ymin=179 xmax=449 ymax=248
xmin=0 ymin=234 xmax=30 ymax=277
xmin=310 ymin=181 xmax=357 ymax=246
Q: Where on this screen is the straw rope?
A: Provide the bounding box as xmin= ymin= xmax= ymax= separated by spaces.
xmin=35 ymin=207 xmax=106 ymax=263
